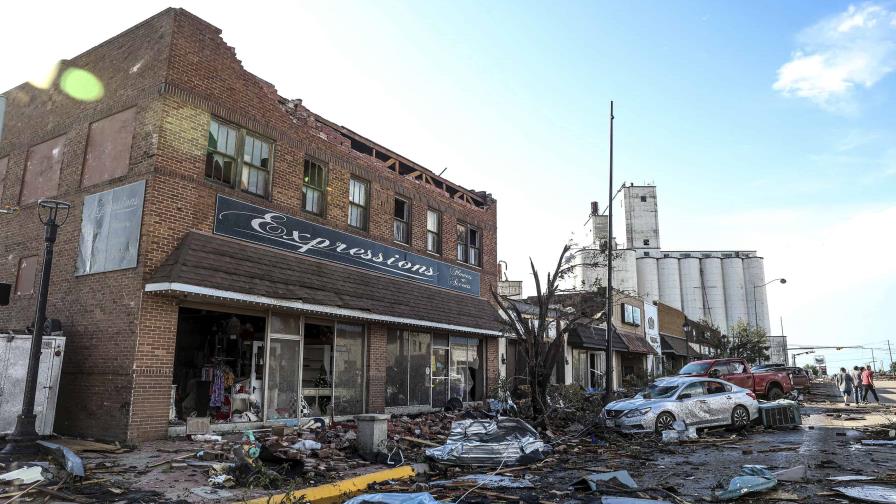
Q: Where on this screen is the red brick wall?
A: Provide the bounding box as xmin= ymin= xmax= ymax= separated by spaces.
xmin=366 ymin=325 xmax=387 ymax=414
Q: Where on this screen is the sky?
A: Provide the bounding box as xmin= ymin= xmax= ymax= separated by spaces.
xmin=2 ymin=1 xmax=895 ymax=371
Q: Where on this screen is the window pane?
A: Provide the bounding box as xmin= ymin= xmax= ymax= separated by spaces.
xmin=303 ymin=186 xmax=322 ymax=214
xmin=205 ymin=152 xmax=235 ymax=184
xmin=470 ymin=247 xmax=480 ymax=267
xmin=349 ymin=178 xmax=367 ymax=206
xmin=386 ymin=330 xmax=409 ymax=407
xmin=394 ymin=220 xmax=408 ymax=243
xmin=408 ymin=332 xmax=432 ymax=406
xmin=208 ymin=119 xmax=220 ymax=150
xmin=333 ymin=323 xmax=365 ymax=415
xmin=426 ymin=210 xmax=439 ymax=232
xmin=469 ymin=228 xmax=479 ymax=247
xmin=394 ymin=198 xmax=407 ymax=220
xmin=265 ymin=338 xmax=301 ymax=421
xmin=427 ymin=232 xmax=439 ymax=254
xmin=260 ymin=141 xmax=270 ymax=168
xmin=457 ymin=224 xmax=467 ymax=262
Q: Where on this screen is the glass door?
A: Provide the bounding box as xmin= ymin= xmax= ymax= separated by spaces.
xmin=264 ymin=313 xmax=302 ymax=421
xmin=431 ymin=340 xmax=450 ymax=408
xmin=332 ymin=323 xmax=365 ymax=415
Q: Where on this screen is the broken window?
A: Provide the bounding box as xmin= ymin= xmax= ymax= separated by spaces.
xmin=81 ymin=107 xmax=136 ymax=187
xmin=205 ymin=118 xmax=273 ymax=197
xmin=426 ymin=209 xmax=441 ymax=255
xmin=456 ymin=224 xmax=467 ymax=263
xmin=456 ymin=223 xmax=481 ymax=266
xmin=241 ymin=134 xmax=271 ymax=197
xmin=348 ymin=177 xmax=369 ymax=230
xmin=20 ymin=135 xmax=65 ymax=205
xmin=393 ymin=197 xmax=409 ymax=244
xmin=0 ymin=156 xmax=8 ymax=197
xmin=14 ymin=255 xmax=38 ymax=296
xmin=643 ymin=239 xmax=650 ymax=246
xmin=386 ymin=330 xmax=431 ymax=407
xmin=302 ymin=159 xmax=326 ymax=215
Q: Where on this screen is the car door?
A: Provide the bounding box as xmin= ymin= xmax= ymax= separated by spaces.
xmin=724 ymin=361 xmax=754 ymax=390
xmin=702 ymin=380 xmax=732 ymax=425
xmin=676 ymin=382 xmax=712 ymax=426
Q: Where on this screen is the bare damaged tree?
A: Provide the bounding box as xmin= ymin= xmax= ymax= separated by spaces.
xmin=490 ymin=243 xmax=635 ymax=426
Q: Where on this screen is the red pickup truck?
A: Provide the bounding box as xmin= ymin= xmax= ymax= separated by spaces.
xmin=678 ymin=358 xmax=793 ymax=400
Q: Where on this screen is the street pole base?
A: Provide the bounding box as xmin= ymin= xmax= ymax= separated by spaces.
xmin=0 ymin=414 xmax=40 ymax=462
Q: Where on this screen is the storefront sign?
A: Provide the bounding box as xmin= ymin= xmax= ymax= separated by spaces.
xmin=76 ymin=179 xmax=145 ymax=275
xmin=214 ymin=195 xmax=481 ymax=296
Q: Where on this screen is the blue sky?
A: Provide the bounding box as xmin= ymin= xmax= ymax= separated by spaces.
xmin=3 ymin=1 xmax=895 ymax=370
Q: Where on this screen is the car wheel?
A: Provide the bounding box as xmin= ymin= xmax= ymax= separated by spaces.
xmin=655 ymin=412 xmax=675 ymax=433
xmin=767 ymin=385 xmax=784 ymax=400
xmin=731 ymin=405 xmax=750 ymax=429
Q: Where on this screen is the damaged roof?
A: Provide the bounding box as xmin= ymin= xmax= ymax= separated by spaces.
xmin=146 ymin=231 xmax=502 ymax=335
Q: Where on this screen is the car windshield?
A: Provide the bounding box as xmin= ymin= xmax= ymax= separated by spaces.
xmin=638 ymin=383 xmax=680 ymax=399
xmin=679 ymin=362 xmax=711 ymax=374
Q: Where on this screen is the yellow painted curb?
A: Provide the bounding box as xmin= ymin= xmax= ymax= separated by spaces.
xmin=241 ymin=465 xmax=416 ymax=504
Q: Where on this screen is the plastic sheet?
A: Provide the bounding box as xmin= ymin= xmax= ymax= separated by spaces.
xmin=343 ymin=492 xmax=441 ymax=504
xmin=425 ymin=418 xmax=551 ymax=466
xmin=717 ymin=465 xmax=777 ymax=501
xmin=36 ymin=440 xmax=86 ymax=477
xmin=833 ymin=486 xmax=896 ymax=503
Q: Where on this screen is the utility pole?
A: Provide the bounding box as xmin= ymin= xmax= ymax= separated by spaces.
xmin=871 ymin=347 xmax=876 ymax=371
xmin=604 ymin=101 xmax=615 ymax=396
xmin=887 ymin=340 xmax=894 ymax=373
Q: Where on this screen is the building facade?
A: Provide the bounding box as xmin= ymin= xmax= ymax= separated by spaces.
xmin=574 ymin=185 xmax=784 ymax=363
xmin=0 ymin=9 xmax=501 ymax=441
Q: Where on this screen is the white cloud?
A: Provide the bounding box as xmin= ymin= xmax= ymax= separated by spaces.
xmin=773 ymin=3 xmax=896 ymax=110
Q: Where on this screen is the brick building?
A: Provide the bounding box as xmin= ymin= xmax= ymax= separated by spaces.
xmin=0 ymin=8 xmax=501 ymax=441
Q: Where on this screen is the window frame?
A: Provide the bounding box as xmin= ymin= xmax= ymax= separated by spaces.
xmin=393 ymin=196 xmax=410 ymax=245
xmin=426 ymin=209 xmax=442 ymax=255
xmin=302 ymin=157 xmax=328 ymax=217
xmin=14 ymin=255 xmax=38 ymax=296
xmin=347 ymin=176 xmax=370 ymax=231
xmin=204 ymin=117 xmax=274 ymax=199
xmin=455 ymin=222 xmax=482 ymax=267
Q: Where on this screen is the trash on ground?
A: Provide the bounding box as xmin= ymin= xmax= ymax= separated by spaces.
xmin=0 ymin=466 xmax=44 ymax=484
xmin=191 ymin=434 xmax=223 ymax=442
xmin=600 ymin=498 xmax=672 ymax=504
xmin=431 ymin=474 xmax=534 ymax=489
xmin=37 ymin=439 xmax=86 ymax=477
xmin=833 ymin=485 xmax=896 ymax=503
xmin=191 ymin=486 xmax=234 ymax=499
xmin=208 ymin=473 xmax=235 ymax=487
xmin=291 ymin=439 xmax=322 ymax=452
xmin=861 ymin=440 xmax=896 ymax=446
xmin=759 ymin=400 xmax=802 ymax=428
xmin=716 ymin=465 xmax=778 ymax=501
xmin=343 ymin=492 xmax=440 ymax=504
xmin=828 ymin=475 xmax=877 ymax=481
xmin=661 ymin=420 xmax=698 ymax=443
xmin=424 ymin=418 xmax=551 ymax=466
xmin=772 ymin=465 xmax=807 ymax=482
xmin=573 ymin=470 xmax=639 ymax=491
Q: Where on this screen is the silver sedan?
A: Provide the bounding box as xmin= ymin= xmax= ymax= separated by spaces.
xmin=600 ymin=376 xmax=759 ymax=433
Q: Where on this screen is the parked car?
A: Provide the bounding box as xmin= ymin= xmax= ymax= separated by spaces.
xmin=677 ymin=358 xmax=793 ymax=399
xmin=753 ymin=364 xmax=811 ymax=391
xmin=600 ymin=376 xmax=759 ymax=433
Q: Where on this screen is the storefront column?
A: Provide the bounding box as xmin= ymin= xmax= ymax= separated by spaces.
xmin=485 ymin=337 xmax=499 ymax=396
xmin=366 ymin=325 xmax=387 ymax=413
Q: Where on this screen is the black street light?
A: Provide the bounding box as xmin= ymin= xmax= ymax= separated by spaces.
xmin=682 ymin=321 xmax=691 ymax=362
xmin=1 ymin=199 xmax=70 ymax=460
xmin=753 ymin=278 xmax=786 ymax=328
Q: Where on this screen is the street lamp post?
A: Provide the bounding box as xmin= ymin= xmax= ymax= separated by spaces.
xmin=753 ymin=278 xmax=786 ymax=328
xmin=682 ymin=321 xmax=691 ymax=362
xmin=1 ymin=199 xmax=70 ymax=460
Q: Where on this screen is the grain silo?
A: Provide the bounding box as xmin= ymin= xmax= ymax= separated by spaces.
xmin=700 ymin=256 xmax=728 ymax=334
xmin=722 ymin=257 xmax=748 ymax=330
xmin=657 ymin=257 xmax=682 ymax=310
xmin=743 ymin=256 xmax=769 ymax=333
xmin=678 ymin=256 xmax=704 ymax=321
xmin=636 ymin=256 xmax=660 ymax=305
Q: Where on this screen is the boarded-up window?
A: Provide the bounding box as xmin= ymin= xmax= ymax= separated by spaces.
xmin=0 ymin=157 xmax=8 ymax=199
xmin=82 ymin=108 xmax=136 ymax=187
xmin=20 ymin=136 xmax=65 ymax=205
xmin=15 ymin=255 xmax=38 ymax=296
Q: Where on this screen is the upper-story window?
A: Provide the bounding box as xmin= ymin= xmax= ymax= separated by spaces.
xmin=302 ymin=159 xmax=327 ymax=216
xmin=0 ymin=157 xmax=8 ymax=199
xmin=205 ymin=118 xmax=272 ymax=198
xmin=426 ymin=209 xmax=441 ymax=255
xmin=82 ymin=107 xmax=136 ymax=188
xmin=348 ymin=177 xmax=369 ymax=230
xmin=14 ymin=256 xmax=38 ymax=296
xmin=20 ymin=135 xmax=65 ymax=205
xmin=622 ymin=303 xmax=642 ymax=326
xmin=456 ymin=223 xmax=481 ymax=266
xmin=393 ymin=197 xmax=409 ymax=244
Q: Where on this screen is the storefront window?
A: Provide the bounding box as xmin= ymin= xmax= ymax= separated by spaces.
xmin=386 ymin=330 xmax=432 ymax=407
xmin=265 ymin=338 xmax=300 ymax=420
xmin=302 ymin=319 xmax=334 ymax=416
xmin=332 ymin=323 xmax=365 ymax=415
xmin=448 ymin=336 xmax=483 ymax=403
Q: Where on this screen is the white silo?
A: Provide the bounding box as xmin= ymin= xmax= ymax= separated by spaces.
xmin=636 ymin=256 xmax=659 ymax=305
xmin=657 ymin=257 xmax=682 ymax=310
xmin=700 ymin=257 xmax=728 ymax=334
xmin=743 ymin=257 xmax=770 ymax=333
xmin=722 ymin=257 xmax=748 ymax=330
xmin=615 ymin=249 xmax=638 ymax=294
xmin=678 ymin=257 xmax=704 ymax=321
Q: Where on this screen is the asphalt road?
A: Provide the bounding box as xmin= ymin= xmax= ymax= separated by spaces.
xmin=873 ymin=379 xmax=896 ymax=404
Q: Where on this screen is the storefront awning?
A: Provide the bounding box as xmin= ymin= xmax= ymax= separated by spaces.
xmin=145 ymin=232 xmax=503 ymax=336
xmin=567 ymin=324 xmax=629 ymax=351
xmin=660 ymin=334 xmax=689 ymax=357
xmin=616 ymin=330 xmax=658 ymax=355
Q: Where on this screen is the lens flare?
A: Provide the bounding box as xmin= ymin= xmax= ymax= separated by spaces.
xmin=59 ymin=68 xmax=104 ymax=101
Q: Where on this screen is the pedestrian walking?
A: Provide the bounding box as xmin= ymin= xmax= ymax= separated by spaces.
xmin=861 ymin=366 xmax=881 ymax=404
xmin=835 ymin=367 xmax=854 ymax=406
xmin=850 ymin=366 xmax=862 ymax=404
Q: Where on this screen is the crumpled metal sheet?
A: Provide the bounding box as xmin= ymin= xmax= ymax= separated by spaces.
xmin=833 ymin=486 xmax=896 ymax=503
xmin=717 ymin=465 xmax=777 ymax=501
xmin=36 ymin=440 xmax=85 ymax=477
xmin=573 ymin=470 xmax=638 ymax=491
xmin=432 ymin=474 xmax=533 ymax=488
xmin=343 ymin=492 xmax=440 ymax=504
xmin=425 ymin=418 xmax=551 ymax=466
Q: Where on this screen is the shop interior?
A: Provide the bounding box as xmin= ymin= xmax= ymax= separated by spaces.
xmin=172 ymin=307 xmax=266 ymax=424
